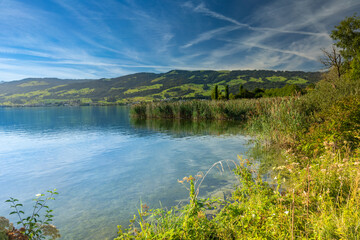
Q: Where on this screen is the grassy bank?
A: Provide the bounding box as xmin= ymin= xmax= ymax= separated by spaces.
xmin=119 ymin=73 xmax=360 ymax=239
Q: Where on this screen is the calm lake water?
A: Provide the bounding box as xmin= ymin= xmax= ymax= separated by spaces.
xmin=0 ymin=106 xmax=253 ymax=239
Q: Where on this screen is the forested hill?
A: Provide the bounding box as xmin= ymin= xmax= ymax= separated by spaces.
xmin=0 ymin=70 xmax=321 ymax=106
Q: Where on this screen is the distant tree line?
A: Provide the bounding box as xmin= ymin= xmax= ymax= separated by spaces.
xmin=211 ymin=84 xmax=309 ymax=100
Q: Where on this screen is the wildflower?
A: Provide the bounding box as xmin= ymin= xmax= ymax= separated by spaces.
xmin=36 ymin=194 xmax=41 ymax=197
xmin=274 ymin=176 xmax=277 ymax=180
xmin=284 ymin=211 xmax=289 ymax=215
xmin=188 ymin=176 xmax=195 ymax=181
xmin=141 ymin=204 xmax=149 ymax=212
xmin=197 ymin=211 xmax=205 ymax=219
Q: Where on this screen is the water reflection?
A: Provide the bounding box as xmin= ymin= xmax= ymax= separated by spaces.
xmin=130 ymin=118 xmax=246 ymax=137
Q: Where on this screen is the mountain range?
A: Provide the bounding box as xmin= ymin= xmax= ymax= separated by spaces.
xmin=0 ymin=70 xmax=321 ymax=106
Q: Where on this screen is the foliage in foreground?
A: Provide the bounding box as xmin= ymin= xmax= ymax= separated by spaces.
xmin=120 ymin=91 xmax=360 ymax=239
xmin=0 ymin=190 xmax=60 ymax=240
xmin=115 ymin=149 xmax=360 ymax=239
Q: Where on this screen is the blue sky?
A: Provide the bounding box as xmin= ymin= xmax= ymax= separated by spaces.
xmin=0 ymin=0 xmax=359 ymax=81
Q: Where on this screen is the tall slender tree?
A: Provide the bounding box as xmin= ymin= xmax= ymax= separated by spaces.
xmin=211 ymin=85 xmax=219 ymax=100
xmin=224 ymin=85 xmax=229 ymax=100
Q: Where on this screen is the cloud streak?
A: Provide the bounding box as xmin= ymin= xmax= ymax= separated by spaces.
xmin=183 ymin=1 xmax=330 ymax=39
xmin=180 ymin=0 xmax=359 ymax=71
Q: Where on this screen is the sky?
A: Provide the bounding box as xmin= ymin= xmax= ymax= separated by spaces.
xmin=0 ymin=0 xmax=359 ymax=81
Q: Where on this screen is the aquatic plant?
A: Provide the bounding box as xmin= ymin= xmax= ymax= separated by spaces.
xmin=1 ymin=189 xmax=60 ymax=240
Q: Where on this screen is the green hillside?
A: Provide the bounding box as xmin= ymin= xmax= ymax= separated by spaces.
xmin=0 ymin=70 xmax=321 ymax=106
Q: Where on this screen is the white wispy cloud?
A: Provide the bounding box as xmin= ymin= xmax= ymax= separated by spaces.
xmin=180 ymin=0 xmax=359 ymax=71
xmin=183 ymin=1 xmax=330 ymax=39
xmin=182 ymin=25 xmax=241 ymax=48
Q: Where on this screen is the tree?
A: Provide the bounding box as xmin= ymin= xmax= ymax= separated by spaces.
xmin=211 ymin=85 xmax=219 ymax=100
xmin=253 ymin=88 xmax=264 ymax=98
xmin=238 ymin=84 xmax=249 ymax=98
xmin=224 ymin=85 xmax=229 ymax=100
xmin=320 ymin=45 xmax=344 ymax=79
xmin=331 ymin=14 xmax=360 ymax=64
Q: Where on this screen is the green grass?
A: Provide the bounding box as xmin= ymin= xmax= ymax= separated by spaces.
xmin=266 ymin=76 xmax=287 ymax=82
xmin=58 ymin=88 xmax=95 ymax=96
xmin=4 ymin=90 xmax=51 ymax=99
xmin=124 ymin=84 xmax=163 ymax=94
xmin=249 ymin=77 xmax=263 ymax=82
xmin=110 ymin=87 xmax=125 ymax=91
xmin=18 ymin=81 xmax=48 ymax=87
xmin=227 ymin=76 xmax=247 ymax=85
xmin=287 ymin=77 xmax=308 ymax=85
xmin=151 ymin=76 xmax=166 ymax=83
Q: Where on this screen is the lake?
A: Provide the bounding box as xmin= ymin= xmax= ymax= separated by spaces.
xmin=0 ymin=106 xmax=253 ymax=239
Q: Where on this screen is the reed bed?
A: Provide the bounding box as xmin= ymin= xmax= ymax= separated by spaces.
xmin=131 ymin=97 xmax=309 ymax=147
xmin=131 ymin=97 xmax=300 ymax=121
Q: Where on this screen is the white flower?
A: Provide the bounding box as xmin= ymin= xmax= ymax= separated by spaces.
xmin=36 ymin=194 xmax=41 ymax=197
xmin=274 ymin=176 xmax=277 ymax=180
xmin=284 ymin=211 xmax=289 ymax=215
